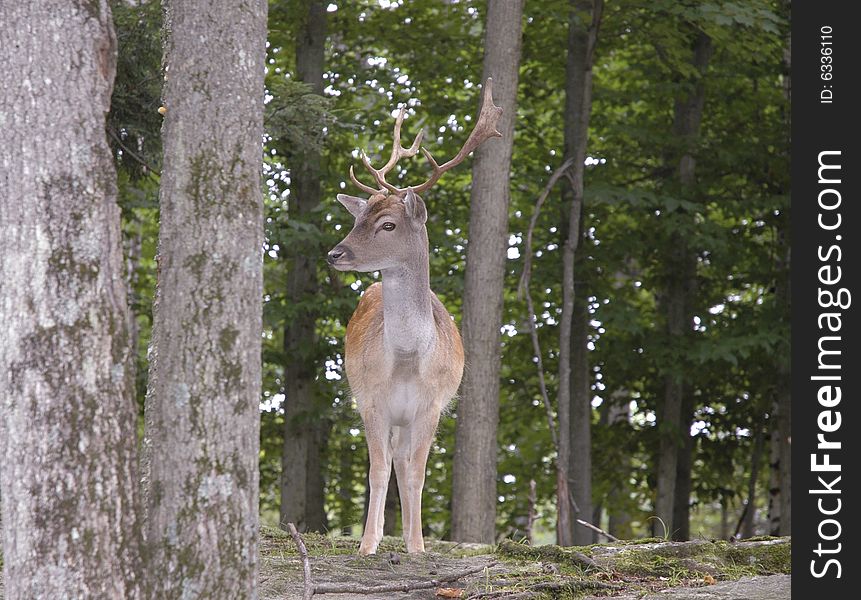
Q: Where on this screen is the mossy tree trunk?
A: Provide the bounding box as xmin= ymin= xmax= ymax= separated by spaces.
xmin=451 ymin=0 xmax=524 ymax=544
xmin=143 ymin=0 xmax=267 ymax=597
xmin=280 ymin=0 xmax=330 ymax=535
xmin=0 ymin=2 xmax=145 ymax=597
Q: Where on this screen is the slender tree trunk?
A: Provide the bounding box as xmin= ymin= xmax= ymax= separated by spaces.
xmin=526 ymin=479 xmax=538 ymax=545
xmin=337 ymin=443 xmax=355 ymax=536
xmin=557 ymin=0 xmax=603 ymax=547
xmin=0 ymin=2 xmax=145 ymax=597
xmin=384 ymin=472 xmax=399 ymax=536
xmin=606 ymin=393 xmax=633 ymax=539
xmin=739 ymin=430 xmax=765 ymax=538
xmin=569 ymin=280 xmax=593 ymax=544
xmin=770 ymin=223 xmax=791 ymax=535
xmin=672 ymin=425 xmax=694 ymax=540
xmin=654 ymin=30 xmax=712 ymax=537
xmin=766 ymin=1 xmax=791 ymax=538
xmin=720 ymin=500 xmax=730 ymax=540
xmin=451 ymin=0 xmax=524 ymax=543
xmin=280 ymin=0 xmax=330 ymax=534
xmin=143 ymin=1 xmax=267 ymax=597
xmin=776 ymin=5 xmax=792 ymax=533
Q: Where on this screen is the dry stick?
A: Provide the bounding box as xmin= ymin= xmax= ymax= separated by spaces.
xmin=313 ymin=562 xmax=498 ymax=595
xmin=285 ymin=521 xmax=497 ymax=597
xmin=576 ymin=518 xmax=619 ymax=542
xmin=286 ymin=522 xmax=314 ymax=600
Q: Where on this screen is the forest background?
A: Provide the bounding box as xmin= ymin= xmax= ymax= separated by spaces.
xmin=110 ymin=0 xmax=790 ymax=548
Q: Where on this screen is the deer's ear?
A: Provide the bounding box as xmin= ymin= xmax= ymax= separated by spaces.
xmin=403 ymin=188 xmax=427 ymax=225
xmin=336 ymin=194 xmax=367 ymax=218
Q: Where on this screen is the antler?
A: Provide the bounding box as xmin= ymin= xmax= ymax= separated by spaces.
xmin=352 ymin=107 xmax=424 ymax=195
xmin=348 ymin=78 xmax=503 ymax=196
xmin=412 ymin=78 xmax=503 ymax=195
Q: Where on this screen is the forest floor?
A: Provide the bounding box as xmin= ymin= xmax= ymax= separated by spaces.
xmin=0 ymin=530 xmax=790 ymax=599
xmin=259 ymin=527 xmax=790 ymax=600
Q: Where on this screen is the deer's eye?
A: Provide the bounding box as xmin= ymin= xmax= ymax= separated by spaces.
xmin=381 ymin=222 xmax=396 ymax=231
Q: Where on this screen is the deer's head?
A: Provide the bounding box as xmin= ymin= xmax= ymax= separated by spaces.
xmin=327 ymin=78 xmax=503 ymax=273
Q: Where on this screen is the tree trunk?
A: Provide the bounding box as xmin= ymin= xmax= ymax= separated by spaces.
xmin=0 ymin=2 xmax=145 ymax=597
xmin=720 ymin=500 xmax=730 ymax=540
xmin=606 ymin=393 xmax=633 ymax=539
xmin=770 ymin=221 xmax=791 ymax=535
xmin=654 ymin=30 xmax=712 ymax=537
xmin=569 ymin=281 xmax=593 ymax=545
xmin=776 ymin=5 xmax=792 ymax=533
xmin=739 ymin=430 xmax=765 ymax=538
xmin=384 ymin=471 xmax=400 ymax=536
xmin=143 ymin=1 xmax=267 ymax=597
xmin=767 ymin=1 xmax=791 ymax=538
xmin=451 ymin=0 xmax=524 ymax=544
xmin=337 ymin=443 xmax=355 ymax=536
xmin=672 ymin=424 xmax=694 ymax=540
xmin=557 ymin=0 xmax=603 ymax=547
xmin=280 ymin=0 xmax=330 ymax=534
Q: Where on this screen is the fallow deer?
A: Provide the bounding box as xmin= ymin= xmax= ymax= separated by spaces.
xmin=327 ymin=79 xmax=503 ymax=554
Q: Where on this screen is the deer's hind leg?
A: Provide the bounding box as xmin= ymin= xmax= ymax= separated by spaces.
xmin=393 ymin=407 xmax=441 ymax=553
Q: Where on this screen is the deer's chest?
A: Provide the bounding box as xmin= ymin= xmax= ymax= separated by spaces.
xmin=385 ymin=350 xmax=428 ymax=426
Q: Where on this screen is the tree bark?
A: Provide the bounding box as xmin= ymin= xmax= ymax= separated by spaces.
xmin=280 ymin=0 xmax=330 ymax=534
xmin=606 ymin=393 xmax=633 ymax=540
xmin=769 ymin=215 xmax=791 ymax=535
xmin=739 ymin=430 xmax=765 ymax=538
xmin=337 ymin=442 xmax=355 ymax=536
xmin=775 ymin=3 xmax=792 ymax=535
xmin=384 ymin=471 xmax=400 ymax=536
xmin=653 ymin=30 xmax=711 ymax=537
xmin=0 ymin=2 xmax=145 ymax=597
xmin=671 ymin=423 xmax=694 ymax=540
xmin=557 ymin=0 xmax=603 ymax=547
xmin=568 ymin=280 xmax=593 ymax=545
xmin=143 ymin=1 xmax=267 ymax=597
xmin=451 ymin=0 xmax=524 ymax=544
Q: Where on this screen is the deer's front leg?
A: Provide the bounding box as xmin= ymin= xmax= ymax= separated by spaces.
xmin=359 ymin=416 xmax=392 ymax=555
xmin=393 ymin=410 xmax=440 ymax=553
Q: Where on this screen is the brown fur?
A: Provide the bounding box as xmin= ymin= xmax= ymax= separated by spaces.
xmin=345 ymin=282 xmax=464 ymax=416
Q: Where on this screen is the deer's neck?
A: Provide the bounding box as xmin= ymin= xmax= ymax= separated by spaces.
xmin=380 ymin=244 xmax=434 ymax=356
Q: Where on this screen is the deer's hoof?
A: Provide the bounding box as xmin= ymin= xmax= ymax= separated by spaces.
xmin=358 ymin=541 xmax=378 ymax=555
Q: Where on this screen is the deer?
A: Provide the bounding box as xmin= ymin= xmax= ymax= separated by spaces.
xmin=326 ymin=79 xmax=503 ymax=555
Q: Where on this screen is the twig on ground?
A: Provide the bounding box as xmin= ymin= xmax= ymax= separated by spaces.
xmin=576 ymin=518 xmax=620 ymax=542
xmin=282 ymin=526 xmax=496 ymax=598
xmin=313 ymin=561 xmax=497 ymax=596
xmin=286 ymin=522 xmax=314 ymax=600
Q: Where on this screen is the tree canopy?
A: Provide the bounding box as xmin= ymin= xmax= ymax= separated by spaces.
xmin=109 ymin=0 xmax=790 ymax=544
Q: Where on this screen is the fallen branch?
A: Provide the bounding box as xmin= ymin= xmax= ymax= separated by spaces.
xmin=576 ymin=519 xmax=619 ymax=542
xmin=313 ymin=562 xmax=497 ymax=595
xmin=286 ymin=522 xmax=314 ymax=600
xmin=284 ymin=523 xmax=496 ymax=597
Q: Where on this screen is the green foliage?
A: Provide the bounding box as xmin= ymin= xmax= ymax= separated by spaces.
xmin=109 ymin=0 xmax=163 ymax=180
xmin=116 ymin=0 xmax=790 ymax=542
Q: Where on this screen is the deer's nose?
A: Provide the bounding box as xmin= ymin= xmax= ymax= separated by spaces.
xmin=327 ymin=246 xmax=348 ymax=265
